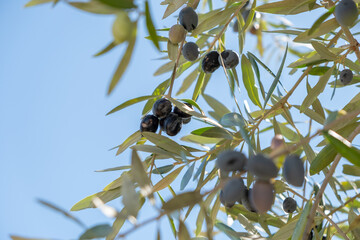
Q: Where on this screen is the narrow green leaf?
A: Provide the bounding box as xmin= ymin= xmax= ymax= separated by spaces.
xmin=311 ymin=41 xmax=337 ymax=60
xmin=94 ymin=42 xmax=117 ymax=57
xmin=300 ymin=66 xmax=334 ymax=112
xmin=162 ymin=0 xmax=187 ymax=19
xmin=68 ymin=1 xmax=121 ymax=14
xmin=142 ymin=132 xmax=191 ymax=156
xmin=291 ymin=201 xmax=312 ymax=240
xmin=162 ymin=191 xmax=202 ymax=212
xmin=180 ymin=163 xmax=195 ymax=190
xmin=95 ymin=166 xmax=131 ymax=172
xmin=241 ymin=55 xmax=261 ymax=108
xmin=107 ymin=95 xmax=157 ymax=115
xmin=107 ymin=23 xmax=137 ymax=95
xmin=308 ymin=6 xmax=335 ymax=35
xmin=24 ymin=0 xmax=53 ymax=7
xmin=179 ymin=221 xmax=191 ymax=240
xmin=142 ymin=79 xmax=170 ymax=115
xmin=116 ymin=131 xmax=142 ymax=156
xmin=323 ymin=130 xmax=360 ymax=167
xmin=121 ymin=175 xmax=139 ymax=217
xmin=79 ymin=224 xmax=113 ymax=240
xmin=152 ymin=165 xmax=175 ymax=175
xmin=214 ymin=221 xmax=241 ymax=240
xmin=343 ymin=164 xmax=360 ymax=176
xmin=71 ymin=188 xmax=122 ymax=211
xmin=145 ymin=1 xmax=160 ymax=50
xmin=106 ymin=208 xmax=127 ymax=240
xmin=264 ymin=44 xmax=288 ymax=107
xmin=192 ymin=71 xmax=205 ymax=101
xmin=152 ymin=166 xmax=185 ymax=192
xmin=310 ymin=144 xmax=337 ymax=175
xmin=98 ymin=0 xmax=136 ymax=9
xmin=191 ymin=127 xmax=233 ymax=139
xmin=203 ymin=94 xmax=231 ymax=120
xmin=131 ymin=150 xmax=151 ymax=195
xmin=176 ymin=69 xmax=199 ymax=95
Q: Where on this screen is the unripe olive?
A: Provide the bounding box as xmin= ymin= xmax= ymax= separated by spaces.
xmin=335 ymin=0 xmax=358 ymax=27
xmin=179 ymin=7 xmax=198 ymax=32
xmin=216 ymin=150 xmax=248 ymax=172
xmin=283 ymin=155 xmax=305 ymax=187
xmin=173 ymin=103 xmax=193 ymax=118
xmin=182 ymin=42 xmax=200 ymax=61
xmin=169 ymin=24 xmax=186 ymax=44
xmin=140 ymin=115 xmax=159 ymax=133
xmin=152 ymin=98 xmax=172 ymax=119
xmin=112 ymin=11 xmax=132 ymax=44
xmin=250 ymin=180 xmax=274 ymax=213
xmin=340 ymin=69 xmax=353 ymax=85
xmin=163 ymin=113 xmax=182 ymax=136
xmin=222 ymin=178 xmax=246 ymax=207
xmin=202 ymin=51 xmax=220 ymax=73
xmin=248 ymin=154 xmax=278 ymax=180
xmin=219 ymin=50 xmax=239 ymax=69
xmin=239 ymin=188 xmax=257 ymax=212
xmin=283 ymin=197 xmax=297 ymax=213
xmin=271 ymin=134 xmax=285 ymax=150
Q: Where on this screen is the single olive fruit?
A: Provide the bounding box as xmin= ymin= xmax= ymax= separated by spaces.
xmin=219 ymin=50 xmax=239 ymax=69
xmin=248 ymin=154 xmax=278 ymax=180
xmin=222 ymin=178 xmax=246 ymax=207
xmin=163 ymin=113 xmax=183 ymax=136
xmin=220 ymin=190 xmax=235 ymax=208
xmin=179 ymin=7 xmax=198 ymax=32
xmin=182 ymin=42 xmax=200 ymax=62
xmin=283 ymin=154 xmax=305 ymax=187
xmin=340 ymin=69 xmax=353 ymax=85
xmin=239 ymin=188 xmax=257 ymax=212
xmin=169 ymin=24 xmax=186 ymax=44
xmin=152 ymin=98 xmax=172 ymax=119
xmin=140 ymin=115 xmax=159 ymax=133
xmin=173 ymin=103 xmax=193 ymax=118
xmin=250 ymin=180 xmax=274 ymax=213
xmin=335 ymin=0 xmax=358 ymax=27
xmin=283 ymin=197 xmax=297 ymax=213
xmin=271 ymin=134 xmax=285 ymax=150
xmin=216 ymin=150 xmax=248 ymax=172
xmin=202 ymin=51 xmax=220 ymax=73
xmin=182 ymin=117 xmax=191 ymax=124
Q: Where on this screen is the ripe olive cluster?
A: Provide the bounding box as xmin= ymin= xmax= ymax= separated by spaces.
xmin=216 ymin=135 xmax=305 ymax=214
xmin=202 ymin=50 xmax=240 ymax=73
xmin=334 ymin=0 xmax=358 ymax=27
xmin=168 ymin=7 xmax=201 ymax=62
xmin=140 ymin=98 xmax=193 ymax=136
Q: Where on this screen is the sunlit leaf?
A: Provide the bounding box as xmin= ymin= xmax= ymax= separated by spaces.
xmin=79 ymin=224 xmax=113 ymax=240
xmin=162 ymin=191 xmax=202 ymax=212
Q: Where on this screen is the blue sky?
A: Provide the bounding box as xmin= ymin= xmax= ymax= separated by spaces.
xmin=1 ymin=1 xmax=359 ymax=239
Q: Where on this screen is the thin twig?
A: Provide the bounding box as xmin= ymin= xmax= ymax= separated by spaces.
xmin=166 ymin=39 xmax=185 ymax=98
xmin=302 ymin=124 xmax=360 ymax=239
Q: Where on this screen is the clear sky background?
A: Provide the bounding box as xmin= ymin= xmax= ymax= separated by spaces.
xmin=1 ymin=1 xmax=359 ymax=240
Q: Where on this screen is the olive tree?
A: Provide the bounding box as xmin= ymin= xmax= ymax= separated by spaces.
xmin=13 ymin=0 xmax=360 ymax=239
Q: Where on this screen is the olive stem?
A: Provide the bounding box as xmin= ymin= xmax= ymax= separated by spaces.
xmin=206 ymin=1 xmax=248 ymax=53
xmin=302 ymin=124 xmax=360 ymax=239
xmin=287 ymin=188 xmax=349 ymax=240
xmin=326 ymin=193 xmax=360 ymax=217
xmin=341 ymin=26 xmax=360 ymax=63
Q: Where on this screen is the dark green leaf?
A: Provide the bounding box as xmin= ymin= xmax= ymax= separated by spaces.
xmin=192 ymin=71 xmax=205 ymax=101
xmin=152 ymin=165 xmax=175 ymax=175
xmin=25 ymin=0 xmax=53 ymax=7
xmin=310 ymin=144 xmax=337 ymax=175
xmin=145 ymin=1 xmax=160 ymax=50
xmin=94 ymin=42 xmax=117 ymax=57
